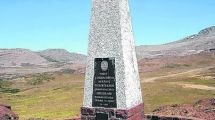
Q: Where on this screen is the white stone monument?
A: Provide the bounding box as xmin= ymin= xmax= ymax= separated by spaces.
xmin=81 ymin=0 xmax=144 ymax=119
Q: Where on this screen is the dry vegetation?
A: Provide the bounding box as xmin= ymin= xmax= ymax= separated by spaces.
xmin=0 ymin=52 xmax=215 ymax=119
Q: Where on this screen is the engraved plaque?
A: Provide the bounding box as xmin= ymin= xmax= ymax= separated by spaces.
xmin=92 ymin=58 xmax=117 ymax=108
xmin=95 ymin=113 xmax=108 ymax=120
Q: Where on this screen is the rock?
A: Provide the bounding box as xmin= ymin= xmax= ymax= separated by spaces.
xmin=0 ymin=104 xmax=19 ymax=120
xmin=152 ymin=98 xmax=215 ymax=120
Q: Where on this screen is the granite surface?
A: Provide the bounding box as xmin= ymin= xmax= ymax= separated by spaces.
xmin=83 ymin=0 xmax=143 ymax=109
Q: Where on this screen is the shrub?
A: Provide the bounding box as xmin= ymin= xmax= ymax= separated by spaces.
xmin=27 ymin=73 xmax=55 ymax=85
xmin=0 ymin=80 xmax=20 ymax=94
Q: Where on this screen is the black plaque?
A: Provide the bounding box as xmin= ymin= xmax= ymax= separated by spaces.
xmin=92 ymin=58 xmax=117 ymax=108
xmin=95 ymin=113 xmax=108 ymax=120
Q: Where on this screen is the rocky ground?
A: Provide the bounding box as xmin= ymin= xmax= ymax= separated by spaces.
xmin=151 ymin=98 xmax=215 ymax=120
xmin=67 ymin=98 xmax=215 ymax=120
xmin=0 ymin=104 xmax=19 ymax=120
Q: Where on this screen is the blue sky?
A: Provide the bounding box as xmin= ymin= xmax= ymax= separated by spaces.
xmin=0 ymin=0 xmax=215 ymax=54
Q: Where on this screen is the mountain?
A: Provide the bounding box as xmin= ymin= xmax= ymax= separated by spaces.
xmin=136 ymin=26 xmax=215 ymax=59
xmin=0 ymin=26 xmax=215 ymax=77
xmin=38 ymin=49 xmax=86 ymax=64
xmin=0 ymin=49 xmax=87 ymax=79
xmin=0 ymin=48 xmax=48 ymax=67
xmin=138 ymin=51 xmax=215 ymax=73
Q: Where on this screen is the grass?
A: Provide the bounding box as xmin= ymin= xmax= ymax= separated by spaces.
xmin=142 ymin=82 xmax=215 ymax=113
xmin=0 ymin=80 xmax=20 ymax=94
xmin=26 ymin=73 xmax=55 ymax=85
xmin=0 ymin=66 xmax=215 ymax=119
xmin=164 ymin=63 xmax=191 ymax=68
xmin=142 ymin=66 xmax=215 ymax=112
xmin=0 ymin=74 xmax=84 ymax=120
xmin=157 ymin=75 xmax=215 ymax=87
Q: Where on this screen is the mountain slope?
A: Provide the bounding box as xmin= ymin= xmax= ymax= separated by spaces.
xmin=0 ymin=49 xmax=87 ymax=78
xmin=0 ymin=49 xmax=48 ymax=67
xmin=1 ymin=26 xmax=215 ymax=68
xmin=136 ymin=26 xmax=215 ymax=59
xmin=38 ymin=49 xmax=86 ymax=64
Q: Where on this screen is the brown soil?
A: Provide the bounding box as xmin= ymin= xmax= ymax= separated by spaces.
xmin=152 ymin=98 xmax=215 ymax=120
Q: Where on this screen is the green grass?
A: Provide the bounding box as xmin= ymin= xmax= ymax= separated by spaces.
xmin=0 ymin=80 xmax=12 ymax=88
xmin=11 ymin=85 xmax=83 ymax=119
xmin=158 ymin=75 xmax=215 ymax=87
xmin=142 ymin=82 xmax=215 ymax=113
xmin=164 ymin=63 xmax=191 ymax=68
xmin=183 ymin=77 xmax=215 ymax=87
xmin=0 ymin=80 xmax=20 ymax=94
xmin=26 ymin=73 xmax=55 ymax=85
xmin=0 ymin=74 xmax=84 ymax=120
xmin=0 ymin=87 xmax=20 ymax=93
xmin=0 ymin=68 xmax=215 ymax=119
xmin=142 ymin=66 xmax=215 ymax=112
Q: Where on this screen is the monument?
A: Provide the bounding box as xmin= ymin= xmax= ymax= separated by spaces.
xmin=81 ymin=0 xmax=144 ymax=119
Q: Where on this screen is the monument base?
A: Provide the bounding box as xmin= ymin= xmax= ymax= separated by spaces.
xmin=81 ymin=103 xmax=144 ymax=120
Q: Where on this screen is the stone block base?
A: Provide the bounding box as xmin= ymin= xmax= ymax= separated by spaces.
xmin=81 ymin=103 xmax=144 ymax=120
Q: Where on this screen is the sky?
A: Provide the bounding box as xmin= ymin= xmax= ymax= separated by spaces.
xmin=0 ymin=0 xmax=215 ymax=54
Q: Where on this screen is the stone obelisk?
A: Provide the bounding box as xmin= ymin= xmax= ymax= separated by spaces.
xmin=81 ymin=0 xmax=144 ymax=119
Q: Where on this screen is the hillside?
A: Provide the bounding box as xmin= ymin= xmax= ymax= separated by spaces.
xmin=0 ymin=26 xmax=215 ymax=67
xmin=0 ymin=48 xmax=48 ymax=67
xmin=39 ymin=49 xmax=86 ymax=64
xmin=0 ymin=51 xmax=214 ymax=119
xmin=138 ymin=51 xmax=215 ymax=74
xmin=0 ymin=26 xmax=215 ymax=119
xmin=0 ymin=49 xmax=86 ymax=79
xmin=136 ymin=26 xmax=215 ymax=59
xmin=0 ymin=26 xmax=215 ymax=78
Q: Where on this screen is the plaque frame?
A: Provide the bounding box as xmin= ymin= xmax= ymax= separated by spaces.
xmin=92 ymin=57 xmax=117 ymax=108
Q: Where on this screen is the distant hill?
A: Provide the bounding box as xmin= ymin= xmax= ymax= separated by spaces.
xmin=138 ymin=51 xmax=215 ymax=73
xmin=0 ymin=49 xmax=86 ymax=68
xmin=136 ymin=26 xmax=215 ymax=59
xmin=0 ymin=49 xmax=48 ymax=67
xmin=0 ymin=26 xmax=215 ymax=77
xmin=38 ymin=49 xmax=86 ymax=64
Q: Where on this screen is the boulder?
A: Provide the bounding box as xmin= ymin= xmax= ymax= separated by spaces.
xmin=0 ymin=104 xmax=19 ymax=120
